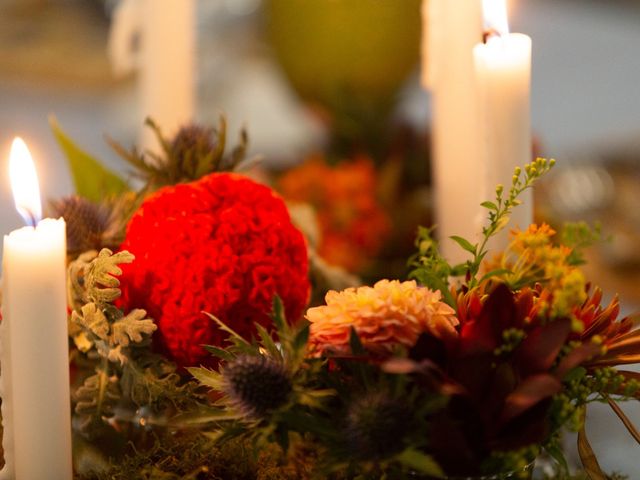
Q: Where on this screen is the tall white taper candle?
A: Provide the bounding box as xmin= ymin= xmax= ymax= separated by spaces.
xmin=474 ymin=0 xmax=532 ymax=249
xmin=1 ymin=138 xmax=72 ymax=480
xmin=139 ymin=0 xmax=196 ymax=152
xmin=422 ymin=0 xmax=484 ymax=264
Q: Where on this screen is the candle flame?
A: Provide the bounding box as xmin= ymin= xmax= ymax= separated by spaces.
xmin=483 ymin=0 xmax=510 ymax=38
xmin=9 ymin=137 xmax=42 ymax=227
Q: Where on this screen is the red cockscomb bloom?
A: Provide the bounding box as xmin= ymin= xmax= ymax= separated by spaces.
xmin=119 ymin=173 xmax=310 ymax=367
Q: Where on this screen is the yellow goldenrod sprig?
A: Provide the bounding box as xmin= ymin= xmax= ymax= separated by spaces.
xmin=451 ymin=158 xmax=555 ymax=289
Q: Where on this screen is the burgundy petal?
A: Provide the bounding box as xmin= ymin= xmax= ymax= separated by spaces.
xmin=500 ymin=374 xmax=562 ymax=424
xmin=516 ymin=317 xmax=572 ymax=375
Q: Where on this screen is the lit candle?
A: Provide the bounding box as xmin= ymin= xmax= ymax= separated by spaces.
xmin=422 ymin=0 xmax=484 ymax=264
xmin=1 ymin=138 xmax=72 ymax=479
xmin=474 ymin=0 xmax=532 ymax=248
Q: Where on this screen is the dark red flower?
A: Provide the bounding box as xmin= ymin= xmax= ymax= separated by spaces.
xmin=119 ymin=173 xmax=310 ymax=367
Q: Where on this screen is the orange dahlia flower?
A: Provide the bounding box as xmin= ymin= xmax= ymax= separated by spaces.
xmin=306 ymin=280 xmax=458 ymax=357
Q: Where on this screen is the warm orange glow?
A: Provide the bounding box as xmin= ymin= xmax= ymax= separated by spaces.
xmin=483 ymin=0 xmax=510 ymax=37
xmin=9 ymin=137 xmax=42 ymax=226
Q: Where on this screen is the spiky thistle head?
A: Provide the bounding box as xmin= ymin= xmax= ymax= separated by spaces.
xmin=49 ymin=195 xmax=133 ymax=255
xmin=109 ymin=117 xmax=248 ymax=193
xmin=221 ymin=355 xmax=292 ymax=419
xmin=170 ymin=124 xmax=217 ymax=166
xmin=343 ymin=392 xmax=413 ymax=460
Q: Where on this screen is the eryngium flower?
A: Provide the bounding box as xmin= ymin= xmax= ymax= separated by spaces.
xmin=221 ymin=355 xmax=292 ymax=419
xmin=344 ymin=393 xmax=412 ymax=459
xmin=170 ymin=125 xmax=217 ymax=168
xmin=49 ymin=195 xmax=123 ymax=253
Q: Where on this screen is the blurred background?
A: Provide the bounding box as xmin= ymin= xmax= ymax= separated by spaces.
xmin=1 ymin=0 xmax=640 ymax=473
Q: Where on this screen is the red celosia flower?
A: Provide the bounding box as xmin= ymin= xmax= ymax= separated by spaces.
xmin=119 ymin=173 xmax=310 ymax=367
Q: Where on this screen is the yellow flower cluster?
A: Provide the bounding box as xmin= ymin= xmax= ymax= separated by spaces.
xmin=499 ymin=224 xmax=587 ymax=317
xmin=306 ymin=280 xmax=459 ymax=357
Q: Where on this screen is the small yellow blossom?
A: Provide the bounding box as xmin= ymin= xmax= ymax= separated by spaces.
xmin=486 ymin=223 xmax=587 ymax=318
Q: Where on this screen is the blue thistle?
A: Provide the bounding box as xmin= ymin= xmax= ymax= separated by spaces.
xmin=221 ymin=355 xmax=292 ymax=419
xmin=344 ymin=392 xmax=412 ymax=460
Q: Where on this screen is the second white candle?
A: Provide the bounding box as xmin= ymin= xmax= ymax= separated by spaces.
xmin=474 ymin=0 xmax=532 ymax=249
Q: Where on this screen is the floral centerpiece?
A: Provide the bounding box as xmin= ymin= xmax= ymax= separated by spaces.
xmin=8 ymin=120 xmax=637 ymax=479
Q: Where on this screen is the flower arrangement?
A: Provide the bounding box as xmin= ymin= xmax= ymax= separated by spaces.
xmin=10 ymin=120 xmax=637 ymax=479
xmin=187 ymin=158 xmax=640 ymax=479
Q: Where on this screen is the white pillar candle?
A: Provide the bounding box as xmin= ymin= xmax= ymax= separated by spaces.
xmin=139 ymin=0 xmax=196 ymax=152
xmin=474 ymin=0 xmax=532 ymax=249
xmin=1 ymin=138 xmax=71 ymax=480
xmin=422 ymin=0 xmax=484 ymax=264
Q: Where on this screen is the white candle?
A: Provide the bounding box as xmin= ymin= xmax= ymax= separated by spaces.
xmin=474 ymin=0 xmax=532 ymax=248
xmin=1 ymin=138 xmax=71 ymax=479
xmin=139 ymin=0 xmax=196 ymax=152
xmin=422 ymin=0 xmax=484 ymax=264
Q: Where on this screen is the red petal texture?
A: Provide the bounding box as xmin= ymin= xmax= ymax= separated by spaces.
xmin=119 ymin=173 xmax=310 ymax=367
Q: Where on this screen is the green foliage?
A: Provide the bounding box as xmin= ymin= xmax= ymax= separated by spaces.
xmin=68 ymin=249 xmax=204 ymax=446
xmin=409 ymin=158 xmax=555 ymax=292
xmin=466 ymin=158 xmax=556 ymax=288
xmin=187 ymin=298 xmax=446 ymax=479
xmin=407 ymin=226 xmax=457 ymax=306
xmin=481 ymin=445 xmax=538 ymax=479
xmin=560 ymin=221 xmax=604 ymax=266
xmin=187 ymin=298 xmax=335 ymax=451
xmin=75 ymin=433 xmax=315 ymax=480
xmin=50 ymin=116 xmax=129 ymax=202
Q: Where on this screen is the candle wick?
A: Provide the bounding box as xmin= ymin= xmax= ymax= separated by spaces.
xmin=25 ymin=208 xmax=38 ymax=228
xmin=483 ymin=28 xmax=501 ymax=44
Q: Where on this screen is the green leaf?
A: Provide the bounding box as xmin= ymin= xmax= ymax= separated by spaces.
xmin=274 ymin=424 xmax=290 ymax=452
xmin=188 ymin=367 xmax=222 ymax=390
xmin=111 ymin=309 xmax=156 ymax=347
xmin=396 ymin=449 xmax=444 ymax=478
xmin=254 ymin=323 xmax=281 ymax=359
xmin=563 ymin=366 xmax=588 ymax=383
xmin=203 ymin=312 xmax=251 ymax=347
xmin=544 ymin=444 xmax=570 ymax=476
xmin=202 ymin=345 xmax=235 ymax=362
xmin=478 ymin=268 xmax=512 ymax=284
xmin=271 ymin=296 xmax=286 ymax=334
xmin=293 ymin=322 xmax=310 ymax=353
xmin=50 ymin=116 xmax=129 ymax=202
xmin=171 ymin=405 xmax=241 ymax=425
xmin=450 ymin=235 xmax=476 ymax=255
xmin=480 ymin=200 xmax=498 ymax=211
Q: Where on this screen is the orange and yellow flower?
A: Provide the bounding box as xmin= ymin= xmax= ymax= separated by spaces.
xmin=487 ymin=223 xmax=587 ymax=317
xmin=306 ymin=279 xmax=458 ymax=357
xmin=279 ymin=155 xmax=391 ymax=272
xmin=573 ymin=287 xmax=640 ymax=369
